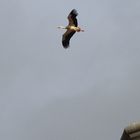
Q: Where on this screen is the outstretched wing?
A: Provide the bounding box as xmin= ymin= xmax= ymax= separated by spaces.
xmin=68 ymin=9 xmax=78 ymax=27
xmin=62 ymin=29 xmax=76 ymax=48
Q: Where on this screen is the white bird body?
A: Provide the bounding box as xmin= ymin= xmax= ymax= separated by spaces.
xmin=58 ymin=9 xmax=84 ymax=48
xmin=58 ymin=25 xmax=84 ymax=32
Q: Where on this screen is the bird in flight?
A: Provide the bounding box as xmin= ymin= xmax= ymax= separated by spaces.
xmin=58 ymin=9 xmax=84 ymax=48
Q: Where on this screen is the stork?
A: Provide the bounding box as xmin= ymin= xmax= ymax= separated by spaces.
xmin=58 ymin=9 xmax=84 ymax=48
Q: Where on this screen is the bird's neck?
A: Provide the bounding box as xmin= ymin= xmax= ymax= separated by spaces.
xmin=57 ymin=26 xmax=66 ymax=29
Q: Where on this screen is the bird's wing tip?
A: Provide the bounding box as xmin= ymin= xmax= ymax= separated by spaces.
xmin=70 ymin=9 xmax=78 ymax=16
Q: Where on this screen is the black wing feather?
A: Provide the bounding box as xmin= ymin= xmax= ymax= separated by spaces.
xmin=68 ymin=9 xmax=78 ymax=27
xmin=62 ymin=31 xmax=76 ymax=48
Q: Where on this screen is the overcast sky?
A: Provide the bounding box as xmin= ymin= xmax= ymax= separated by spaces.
xmin=0 ymin=0 xmax=140 ymax=140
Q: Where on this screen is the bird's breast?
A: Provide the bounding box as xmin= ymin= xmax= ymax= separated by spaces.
xmin=69 ymin=26 xmax=76 ymax=30
xmin=68 ymin=26 xmax=80 ymax=31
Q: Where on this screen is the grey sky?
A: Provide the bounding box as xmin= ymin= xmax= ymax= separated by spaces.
xmin=0 ymin=0 xmax=140 ymax=140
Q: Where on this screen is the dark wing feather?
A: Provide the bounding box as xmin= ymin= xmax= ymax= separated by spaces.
xmin=68 ymin=9 xmax=78 ymax=27
xmin=62 ymin=30 xmax=76 ymax=48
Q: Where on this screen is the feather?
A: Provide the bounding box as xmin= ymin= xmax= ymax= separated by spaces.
xmin=68 ymin=9 xmax=78 ymax=27
xmin=62 ymin=30 xmax=76 ymax=48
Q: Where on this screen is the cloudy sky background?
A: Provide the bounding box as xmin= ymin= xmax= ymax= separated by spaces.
xmin=0 ymin=0 xmax=140 ymax=140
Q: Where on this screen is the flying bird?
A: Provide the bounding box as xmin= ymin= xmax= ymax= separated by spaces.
xmin=58 ymin=9 xmax=84 ymax=48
